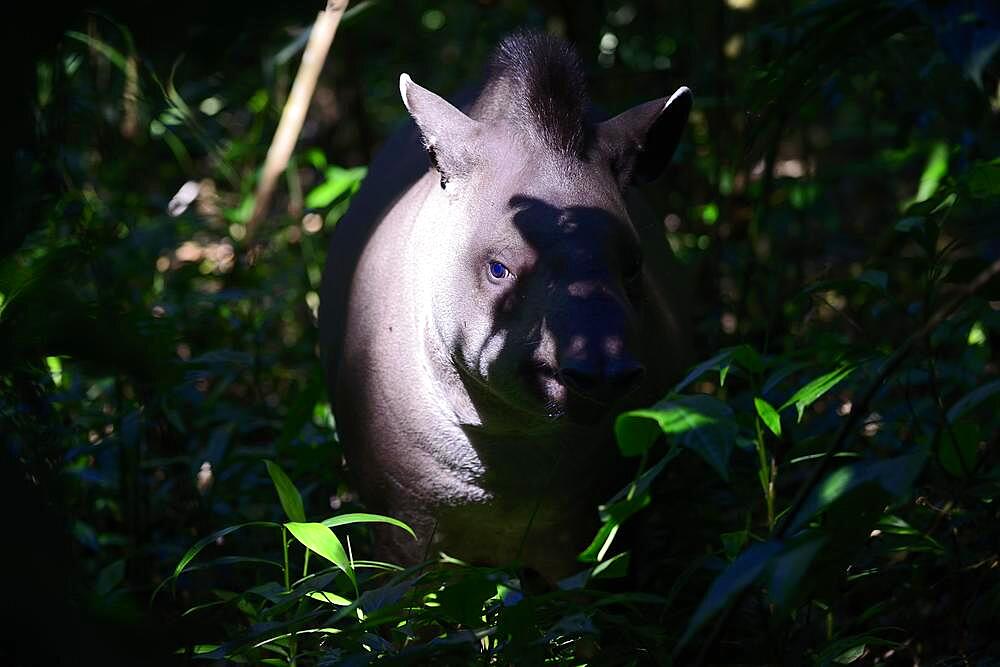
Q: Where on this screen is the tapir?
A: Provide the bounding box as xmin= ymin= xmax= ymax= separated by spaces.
xmin=319 ymin=31 xmax=691 ymax=580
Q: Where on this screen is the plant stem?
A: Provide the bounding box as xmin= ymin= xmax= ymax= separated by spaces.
xmin=282 ymin=525 xmax=291 ymax=592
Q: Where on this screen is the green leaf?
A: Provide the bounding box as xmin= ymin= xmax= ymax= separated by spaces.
xmin=780 ymin=363 xmax=856 ymax=422
xmin=617 ymin=395 xmax=736 ymax=479
xmin=894 ymin=216 xmax=925 ymax=233
xmin=785 ymin=447 xmax=929 ymax=534
xmin=963 ymin=159 xmax=1000 ymax=199
xmin=856 ymin=270 xmax=887 ymax=291
xmin=305 ymin=166 xmax=366 ymax=208
xmin=677 ymin=540 xmax=784 ymax=649
xmin=754 ymin=397 xmax=782 ymax=437
xmin=938 ymin=420 xmax=980 ymax=478
xmin=720 ymin=531 xmax=747 ymax=561
xmin=306 ymin=591 xmax=353 ymax=606
xmin=285 ymin=522 xmax=356 ymax=592
xmin=765 ymin=531 xmax=828 ymax=612
xmin=591 ymin=551 xmax=630 ymax=580
xmin=436 ymin=574 xmax=496 ymax=627
xmin=64 ymin=31 xmax=129 ymax=71
xmin=173 ymin=521 xmax=279 ymax=579
xmin=321 ymin=512 xmax=416 ymax=539
xmin=671 ymin=345 xmax=760 ymax=394
xmin=946 ymin=379 xmax=1000 ymax=422
xmin=154 ymin=521 xmax=280 ymax=601
xmin=578 ymin=449 xmax=681 ymax=562
xmin=265 ymin=460 xmax=306 ymax=523
xmin=95 ymin=559 xmax=125 ymax=595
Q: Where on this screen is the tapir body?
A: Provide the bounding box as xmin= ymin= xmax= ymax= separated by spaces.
xmin=319 ymin=32 xmax=691 ymax=579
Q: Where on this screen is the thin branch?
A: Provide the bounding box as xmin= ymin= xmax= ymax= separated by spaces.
xmin=245 ymin=0 xmax=350 ymax=243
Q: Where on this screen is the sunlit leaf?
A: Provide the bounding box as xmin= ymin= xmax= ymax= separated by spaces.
xmin=306 ymin=591 xmax=353 ymax=605
xmin=285 ymin=522 xmax=356 ymax=592
xmin=754 ymin=397 xmax=782 ymax=437
xmin=321 ymin=512 xmax=416 ymax=539
xmin=265 ymin=460 xmax=306 ymax=523
xmin=592 ymin=551 xmax=630 ymax=579
xmin=780 ymin=363 xmax=856 ymax=422
xmin=305 ymin=166 xmax=367 ymax=208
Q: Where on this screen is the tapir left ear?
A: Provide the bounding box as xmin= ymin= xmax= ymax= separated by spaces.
xmin=400 ymin=74 xmax=482 ymax=188
xmin=597 ymin=86 xmax=692 ymax=186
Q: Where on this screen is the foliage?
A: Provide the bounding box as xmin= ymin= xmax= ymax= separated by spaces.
xmin=4 ymin=0 xmax=998 ymax=664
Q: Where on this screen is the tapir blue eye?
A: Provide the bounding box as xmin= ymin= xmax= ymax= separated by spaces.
xmin=488 ymin=260 xmax=510 ymax=280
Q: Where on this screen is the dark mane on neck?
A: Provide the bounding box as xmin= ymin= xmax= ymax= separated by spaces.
xmin=472 ymin=30 xmax=589 ymax=155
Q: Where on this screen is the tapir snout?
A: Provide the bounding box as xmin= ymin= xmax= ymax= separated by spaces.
xmin=554 ymin=283 xmax=645 ymax=406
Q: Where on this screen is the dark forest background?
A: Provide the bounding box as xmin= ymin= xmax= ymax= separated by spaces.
xmin=3 ymin=1 xmax=999 ymax=664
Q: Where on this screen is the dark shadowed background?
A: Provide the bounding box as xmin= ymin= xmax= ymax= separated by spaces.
xmin=3 ymin=0 xmax=998 ymax=664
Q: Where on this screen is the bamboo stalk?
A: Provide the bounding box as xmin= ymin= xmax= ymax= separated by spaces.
xmin=245 ymin=0 xmax=350 ymax=243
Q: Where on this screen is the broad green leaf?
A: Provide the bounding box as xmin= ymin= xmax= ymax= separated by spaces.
xmin=321 ymin=512 xmax=416 ymax=539
xmin=754 ymin=397 xmax=782 ymax=437
xmin=285 ymin=522 xmax=356 ymax=591
xmin=617 ymin=392 xmax=733 ymax=451
xmin=617 ymin=395 xmax=736 ymax=479
xmin=677 ymin=540 xmax=784 ymax=649
xmin=265 ymin=460 xmax=306 ymax=523
xmin=765 ymin=532 xmax=828 ymax=612
xmin=780 ymin=363 xmax=856 ymax=422
xmin=785 ymin=447 xmax=929 ymax=534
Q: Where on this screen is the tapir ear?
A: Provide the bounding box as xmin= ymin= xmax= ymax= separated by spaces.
xmin=400 ymin=73 xmax=481 ymax=188
xmin=597 ymin=86 xmax=692 ymax=186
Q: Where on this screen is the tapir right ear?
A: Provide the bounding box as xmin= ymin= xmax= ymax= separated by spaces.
xmin=400 ymin=74 xmax=482 ymax=188
xmin=597 ymin=86 xmax=693 ymax=186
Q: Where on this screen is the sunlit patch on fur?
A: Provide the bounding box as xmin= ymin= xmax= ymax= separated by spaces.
xmin=477 ymin=330 xmax=508 ymax=377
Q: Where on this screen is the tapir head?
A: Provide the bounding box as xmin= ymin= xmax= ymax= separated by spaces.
xmin=400 ymin=33 xmax=691 ymax=428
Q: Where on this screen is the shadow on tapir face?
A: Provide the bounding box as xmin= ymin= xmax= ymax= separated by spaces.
xmin=457 ymin=193 xmax=647 ymax=427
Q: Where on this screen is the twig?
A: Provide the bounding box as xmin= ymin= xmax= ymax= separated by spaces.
xmin=245 ymin=1 xmax=349 ymax=243
xmin=689 ymin=254 xmax=1000 ymax=666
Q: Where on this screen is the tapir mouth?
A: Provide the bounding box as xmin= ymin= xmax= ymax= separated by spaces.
xmin=530 ymin=361 xmax=629 ymax=425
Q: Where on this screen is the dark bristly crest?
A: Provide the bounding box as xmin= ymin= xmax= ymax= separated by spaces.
xmin=473 ymin=30 xmax=588 ymax=155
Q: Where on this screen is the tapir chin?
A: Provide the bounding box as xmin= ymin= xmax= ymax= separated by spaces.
xmin=319 ymin=31 xmax=691 ymax=580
